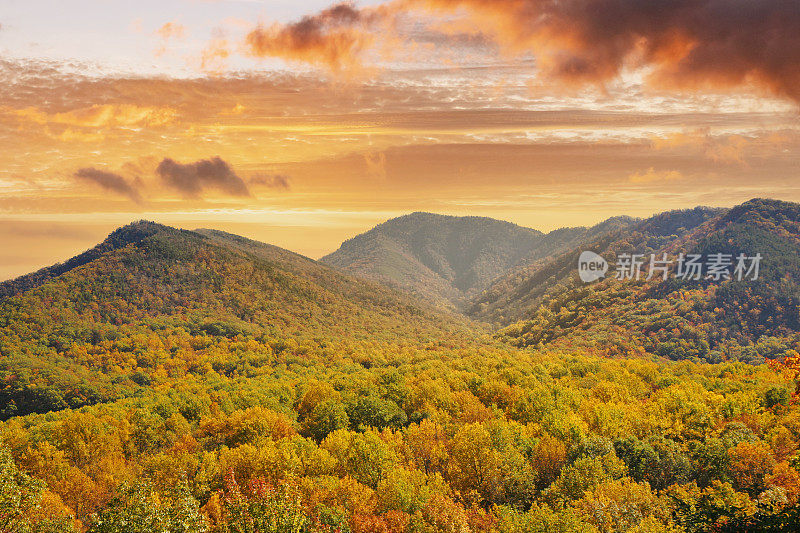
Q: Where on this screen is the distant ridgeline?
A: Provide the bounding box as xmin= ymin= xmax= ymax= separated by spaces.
xmin=322 ymin=199 xmax=800 ymax=363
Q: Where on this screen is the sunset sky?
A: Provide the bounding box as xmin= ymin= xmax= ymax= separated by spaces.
xmin=1 ymin=0 xmax=799 ymax=280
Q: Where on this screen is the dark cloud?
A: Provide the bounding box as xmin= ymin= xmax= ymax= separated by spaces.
xmin=74 ymin=167 xmax=143 ymax=204
xmin=156 ymin=156 xmax=251 ymax=199
xmin=249 ymin=0 xmax=800 ymax=103
xmin=428 ymin=0 xmax=800 ymax=102
xmin=249 ymin=174 xmax=291 ymax=190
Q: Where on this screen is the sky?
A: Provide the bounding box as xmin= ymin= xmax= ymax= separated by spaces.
xmin=1 ymin=0 xmax=799 ymax=280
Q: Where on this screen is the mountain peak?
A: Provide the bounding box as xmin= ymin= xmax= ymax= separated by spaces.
xmin=323 ymin=213 xmax=568 ymax=307
xmin=718 ymin=198 xmax=800 ymax=227
xmin=0 ymin=220 xmax=180 ymax=299
xmin=104 ymin=220 xmax=172 ymax=243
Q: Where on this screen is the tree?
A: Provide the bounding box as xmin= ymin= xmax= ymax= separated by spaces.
xmin=88 ymin=480 xmax=207 ymax=533
xmin=727 ymin=442 xmax=776 ymax=495
xmin=448 ymin=423 xmax=502 ymax=503
xmin=614 ymin=437 xmax=693 ymax=491
xmin=0 ymin=445 xmax=77 ymax=533
xmin=216 ymin=472 xmax=306 ymax=533
xmin=305 ymin=401 xmax=350 ymax=443
xmin=572 ymin=479 xmax=669 ymax=533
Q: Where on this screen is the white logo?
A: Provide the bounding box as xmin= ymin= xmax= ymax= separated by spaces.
xmin=578 ymin=251 xmax=608 ymax=283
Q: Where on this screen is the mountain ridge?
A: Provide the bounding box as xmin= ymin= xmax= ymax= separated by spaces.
xmin=0 ymin=221 xmax=473 ymax=420
xmin=0 ymin=220 xmax=170 ymax=299
xmin=496 ymin=199 xmax=800 ymax=363
xmin=467 ymin=206 xmax=724 ymax=324
xmin=320 ymin=211 xmax=630 ymax=308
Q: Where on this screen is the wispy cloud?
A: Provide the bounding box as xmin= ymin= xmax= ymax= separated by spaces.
xmin=74 ymin=168 xmax=144 ymax=204
xmin=629 ymin=168 xmax=683 ymax=184
xmin=249 ymin=174 xmax=291 ymax=190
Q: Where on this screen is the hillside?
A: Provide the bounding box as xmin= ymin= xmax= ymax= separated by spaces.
xmin=0 ymin=221 xmax=471 ymax=420
xmin=497 ymin=199 xmax=800 ymax=363
xmin=321 ymin=212 xmax=633 ymax=308
xmin=468 ymin=207 xmax=722 ymax=324
xmin=0 ymin=221 xmax=165 ymax=299
xmin=320 ymin=212 xmax=546 ymax=306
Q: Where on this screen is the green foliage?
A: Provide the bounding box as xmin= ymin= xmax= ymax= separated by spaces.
xmin=88 ymin=481 xmax=207 ymax=533
xmin=0 ymin=444 xmax=76 ymax=533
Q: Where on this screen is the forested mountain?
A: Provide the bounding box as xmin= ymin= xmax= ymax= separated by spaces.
xmin=0 ymin=221 xmax=469 ymax=421
xmin=321 ymin=212 xmax=635 ymax=308
xmin=0 ymin=222 xmax=166 ymax=299
xmin=497 ymin=200 xmax=800 ymax=363
xmin=468 ymin=207 xmax=722 ymax=324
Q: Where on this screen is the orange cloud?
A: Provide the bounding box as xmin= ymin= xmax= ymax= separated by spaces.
xmin=246 ymin=0 xmax=800 ymax=103
xmin=629 ymin=168 xmax=683 ymax=184
xmin=244 ymin=3 xmax=396 ymax=72
xmin=9 ymin=104 xmax=177 ymax=129
xmin=364 ymin=151 xmax=387 ymax=179
xmin=201 ymin=38 xmax=231 ymax=73
xmin=651 ymin=130 xmax=755 ymax=166
xmin=154 ymin=22 xmax=187 ymax=57
xmin=155 ymin=22 xmax=186 ymax=41
xmin=706 ymin=136 xmax=748 ymax=166
xmin=58 ymin=128 xmax=105 ymax=143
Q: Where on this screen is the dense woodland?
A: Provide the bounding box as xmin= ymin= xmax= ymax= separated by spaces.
xmin=3 ymin=199 xmax=800 ymax=532
xmin=320 ymin=212 xmax=632 ymax=309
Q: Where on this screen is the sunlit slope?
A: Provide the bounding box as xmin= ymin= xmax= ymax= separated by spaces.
xmin=467 ymin=209 xmax=723 ymax=324
xmin=0 ymin=222 xmax=471 ymax=419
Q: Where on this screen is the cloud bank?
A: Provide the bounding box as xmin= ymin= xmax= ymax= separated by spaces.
xmin=243 ymin=0 xmax=800 ymax=102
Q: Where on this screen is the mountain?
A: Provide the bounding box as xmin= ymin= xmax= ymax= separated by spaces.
xmin=496 ymin=199 xmax=800 ymax=363
xmin=467 ymin=206 xmax=723 ymax=324
xmin=4 ymin=205 xmax=800 ymax=533
xmin=321 ymin=212 xmax=545 ymax=307
xmin=0 ymin=221 xmax=165 ymax=299
xmin=321 ymin=212 xmax=633 ymax=308
xmin=0 ymin=221 xmax=470 ymax=420
xmin=3 ymin=200 xmax=797 ymax=422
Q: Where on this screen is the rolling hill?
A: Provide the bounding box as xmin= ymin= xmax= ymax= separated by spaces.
xmin=467 ymin=206 xmax=723 ymax=324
